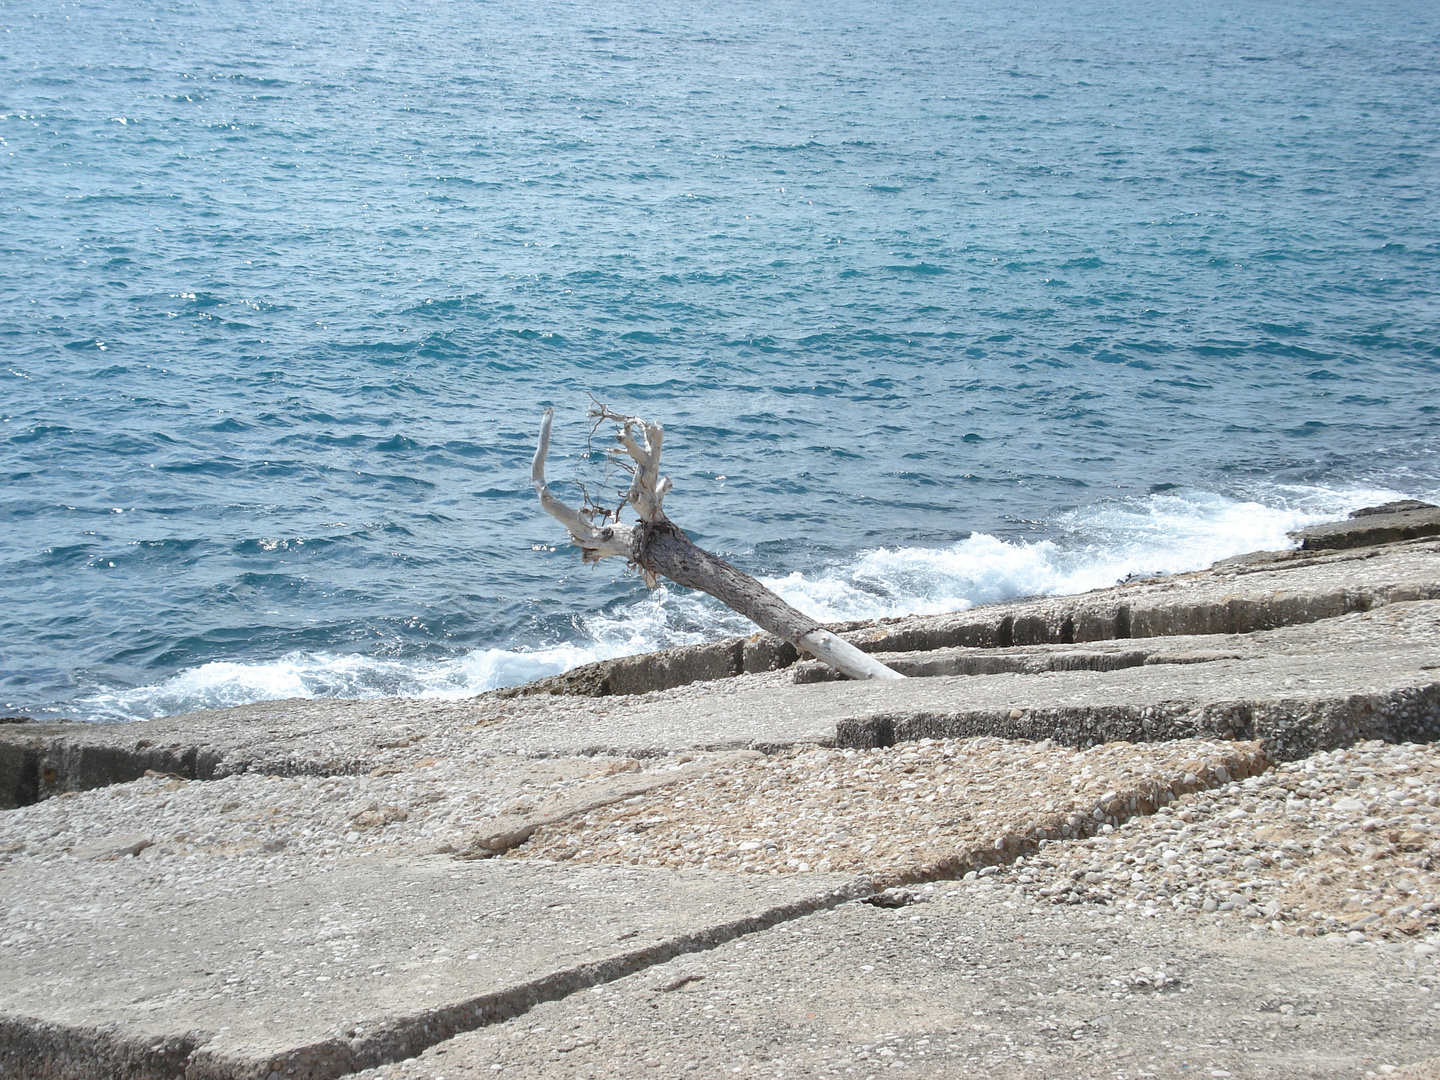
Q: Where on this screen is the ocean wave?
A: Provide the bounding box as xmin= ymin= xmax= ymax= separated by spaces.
xmin=687 ymin=484 xmax=1408 ymax=626
xmin=72 ymin=642 xmax=621 ymax=724
xmin=68 ymin=482 xmax=1420 ymax=723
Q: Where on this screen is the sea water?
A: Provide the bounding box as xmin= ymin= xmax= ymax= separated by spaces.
xmin=2 ymin=0 xmax=1437 ymax=722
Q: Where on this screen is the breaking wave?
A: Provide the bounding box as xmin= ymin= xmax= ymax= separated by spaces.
xmin=70 ymin=482 xmax=1417 ymax=723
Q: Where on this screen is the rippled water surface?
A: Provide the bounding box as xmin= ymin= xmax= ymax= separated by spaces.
xmin=2 ymin=0 xmax=1438 ymax=720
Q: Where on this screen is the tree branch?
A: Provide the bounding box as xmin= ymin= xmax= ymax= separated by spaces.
xmin=533 ymin=407 xmax=904 ymax=682
xmin=532 ymin=408 xmax=637 ymax=563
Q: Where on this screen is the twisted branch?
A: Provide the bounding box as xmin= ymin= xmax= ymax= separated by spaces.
xmin=533 ymin=407 xmax=904 ymax=682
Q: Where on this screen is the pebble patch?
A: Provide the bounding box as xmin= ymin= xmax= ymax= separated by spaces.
xmin=511 ymin=736 xmax=1271 ymax=884
xmin=993 ymin=739 xmax=1440 ymax=941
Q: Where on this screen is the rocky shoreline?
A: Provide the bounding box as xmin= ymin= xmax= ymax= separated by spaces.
xmin=2 ymin=504 xmax=1439 ymax=1079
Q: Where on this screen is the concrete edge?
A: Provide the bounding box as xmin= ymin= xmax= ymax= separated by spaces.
xmin=8 ymin=684 xmax=1438 ymax=810
xmin=1294 ymin=507 xmax=1440 ymax=551
xmin=0 ymin=1015 xmax=203 ymax=1080
xmin=0 ymin=734 xmax=375 ymax=811
xmin=483 ymin=529 xmax=1440 ymax=705
xmin=486 ymin=575 xmax=1440 ymax=705
xmin=833 ymin=683 xmax=1440 ymax=761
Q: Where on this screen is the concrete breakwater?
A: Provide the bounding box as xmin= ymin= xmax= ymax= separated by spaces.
xmin=1 ymin=505 xmax=1439 ymax=1080
xmin=500 ymin=503 xmax=1440 ymax=701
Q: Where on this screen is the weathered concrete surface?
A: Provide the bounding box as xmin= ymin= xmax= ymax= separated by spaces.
xmin=496 ymin=633 xmax=800 ymax=699
xmin=350 ymin=880 xmax=1440 ymax=1080
xmin=0 ymin=852 xmax=863 ymax=1080
xmin=0 ymin=689 xmax=839 ymax=810
xmin=5 ymin=733 xmax=1433 ymax=1080
xmin=453 ymin=600 xmax=1440 ymax=759
xmin=0 ymin=739 xmax=1288 ymax=1079
xmin=1 ymin=515 xmax=1437 ymax=1079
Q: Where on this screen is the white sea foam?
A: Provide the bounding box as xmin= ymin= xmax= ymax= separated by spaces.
xmin=75 ymin=642 xmax=624 ymax=723
xmin=73 ymin=483 xmax=1422 ymax=722
xmin=720 ymin=485 xmax=1412 ymax=625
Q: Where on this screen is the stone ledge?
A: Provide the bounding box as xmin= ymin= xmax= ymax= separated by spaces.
xmin=1292 ymin=504 xmax=1440 ymax=550
xmin=838 ymin=683 xmax=1440 ymax=760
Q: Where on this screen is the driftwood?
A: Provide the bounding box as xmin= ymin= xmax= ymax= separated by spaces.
xmin=532 ymin=407 xmax=904 ymax=682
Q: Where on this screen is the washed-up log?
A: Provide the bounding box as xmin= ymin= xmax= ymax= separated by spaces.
xmin=532 ymin=407 xmax=903 ymax=682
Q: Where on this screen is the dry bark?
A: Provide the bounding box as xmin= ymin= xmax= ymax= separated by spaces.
xmin=532 ymin=407 xmax=903 ymax=682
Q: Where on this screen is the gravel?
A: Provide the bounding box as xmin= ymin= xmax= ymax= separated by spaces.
xmin=510 ymin=737 xmax=1270 ymax=883
xmin=988 ymin=739 xmax=1440 ymax=942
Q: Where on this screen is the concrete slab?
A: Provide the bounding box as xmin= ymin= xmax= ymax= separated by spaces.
xmin=460 ymin=600 xmax=1440 ymax=758
xmin=0 ymin=751 xmax=760 ymax=869
xmin=0 ymin=527 xmax=1435 ymax=1078
xmin=0 ymin=852 xmax=861 ymax=1080
xmin=350 ymin=880 xmax=1440 ymax=1080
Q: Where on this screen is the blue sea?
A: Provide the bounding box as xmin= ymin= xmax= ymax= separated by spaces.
xmin=2 ymin=0 xmax=1438 ymax=723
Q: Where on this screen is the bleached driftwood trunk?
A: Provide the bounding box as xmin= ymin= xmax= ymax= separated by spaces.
xmin=532 ymin=407 xmax=903 ymax=682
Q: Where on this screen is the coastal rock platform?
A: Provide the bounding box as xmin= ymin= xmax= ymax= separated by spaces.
xmin=2 ymin=511 xmax=1439 ymax=1079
